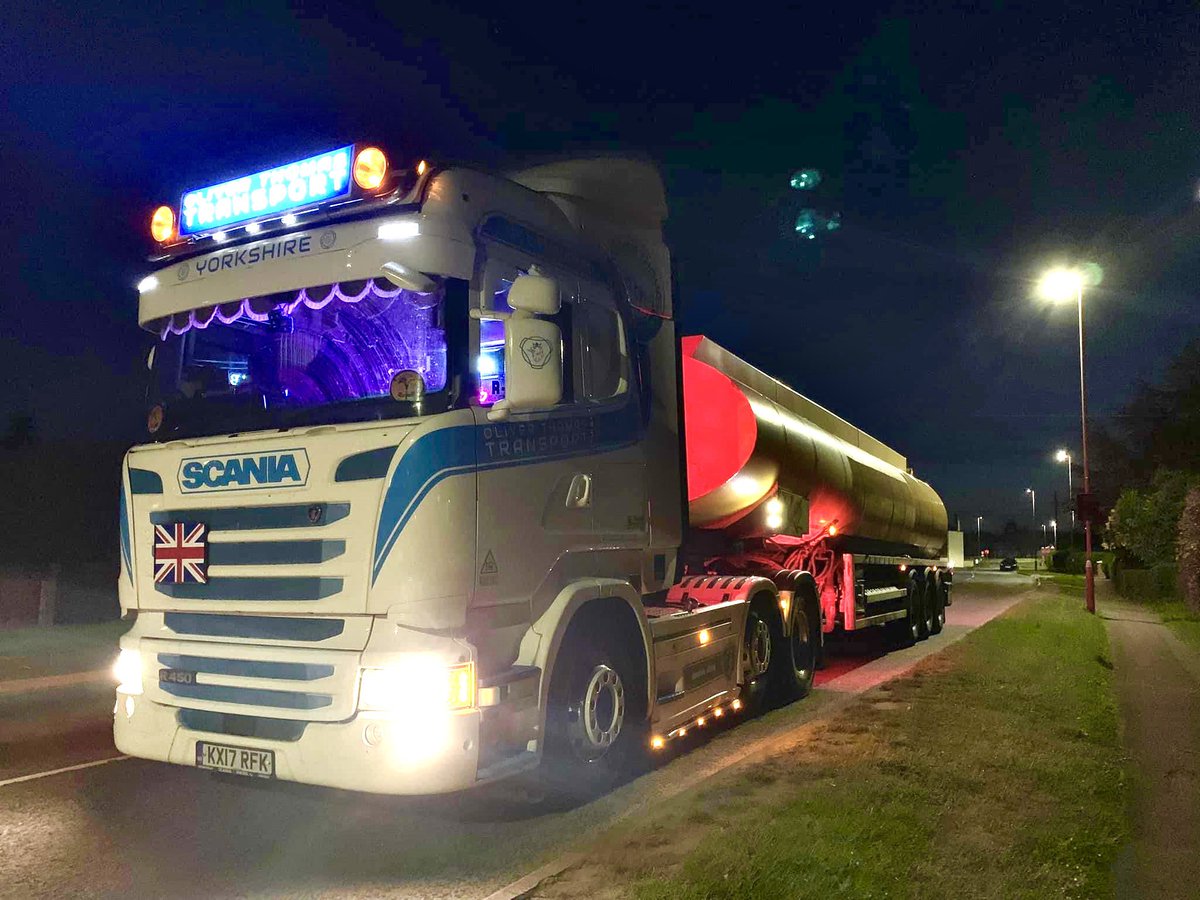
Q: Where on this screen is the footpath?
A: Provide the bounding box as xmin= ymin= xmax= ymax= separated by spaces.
xmin=1100 ymin=583 xmax=1200 ymax=899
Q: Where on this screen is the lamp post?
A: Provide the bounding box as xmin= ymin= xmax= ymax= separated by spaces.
xmin=1055 ymin=448 xmax=1075 ymax=544
xmin=1038 ymin=267 xmax=1095 ymax=614
xmin=1050 ymin=519 xmax=1057 ymax=548
xmin=976 ymin=515 xmax=983 ymax=560
xmin=1026 ymin=488 xmax=1036 ymax=569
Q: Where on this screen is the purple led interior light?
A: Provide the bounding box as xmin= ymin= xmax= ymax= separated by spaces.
xmin=160 ymin=278 xmax=408 ymax=338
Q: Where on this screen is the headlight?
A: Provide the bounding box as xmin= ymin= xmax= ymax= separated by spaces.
xmin=113 ymin=648 xmax=143 ymax=695
xmin=358 ymin=658 xmax=475 ymax=713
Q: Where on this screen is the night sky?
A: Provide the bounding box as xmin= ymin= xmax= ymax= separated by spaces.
xmin=4 ymin=1 xmax=1199 ymax=529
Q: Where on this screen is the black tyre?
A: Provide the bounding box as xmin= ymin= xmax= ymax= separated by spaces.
xmin=929 ymin=575 xmax=946 ymax=635
xmin=887 ymin=578 xmax=920 ymax=649
xmin=541 ymin=625 xmax=648 ymax=798
xmin=777 ymin=602 xmax=817 ymax=702
xmin=739 ymin=604 xmax=775 ymax=713
xmin=915 ymin=575 xmax=933 ymax=641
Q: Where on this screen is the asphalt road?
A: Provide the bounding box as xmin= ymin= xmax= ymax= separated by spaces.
xmin=0 ymin=574 xmax=1027 ymax=899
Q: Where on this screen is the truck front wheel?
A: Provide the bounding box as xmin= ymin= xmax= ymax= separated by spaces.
xmin=542 ymin=628 xmax=648 ymax=797
xmin=929 ymin=576 xmax=946 ymax=635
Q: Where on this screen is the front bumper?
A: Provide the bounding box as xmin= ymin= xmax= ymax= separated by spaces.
xmin=114 ymin=692 xmax=484 ymax=795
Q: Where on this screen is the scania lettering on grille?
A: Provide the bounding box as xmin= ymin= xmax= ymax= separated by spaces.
xmin=178 ymin=449 xmax=310 ymax=493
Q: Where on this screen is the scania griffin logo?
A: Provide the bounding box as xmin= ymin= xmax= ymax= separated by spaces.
xmin=178 ymin=449 xmax=310 ymax=493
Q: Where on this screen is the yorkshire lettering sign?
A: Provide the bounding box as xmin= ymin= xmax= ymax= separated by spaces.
xmin=178 ymin=450 xmax=310 ymax=493
xmin=179 ymin=146 xmax=353 ymax=236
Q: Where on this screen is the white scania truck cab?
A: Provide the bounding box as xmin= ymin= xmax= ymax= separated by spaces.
xmin=115 ymin=145 xmax=950 ymax=795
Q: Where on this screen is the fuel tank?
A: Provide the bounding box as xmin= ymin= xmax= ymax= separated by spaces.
xmin=682 ymin=336 xmax=948 ymax=558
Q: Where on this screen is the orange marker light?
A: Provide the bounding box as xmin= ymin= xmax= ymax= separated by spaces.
xmin=731 ymin=699 xmax=742 ymax=711
xmin=899 ymin=563 xmax=908 ymax=572
xmin=353 ymin=146 xmax=388 ymax=190
xmin=827 ymin=523 xmax=838 ymax=536
xmin=416 ymin=159 xmax=428 ymax=176
xmin=651 ymin=735 xmax=665 ymax=750
xmin=696 ymin=717 xmax=705 ymax=727
xmin=150 ymin=206 xmax=175 ymax=242
xmin=698 ymin=628 xmax=711 ymax=645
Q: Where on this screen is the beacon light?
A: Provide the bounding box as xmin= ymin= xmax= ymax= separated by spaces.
xmin=281 ymin=213 xmax=299 ymax=227
xmin=354 ymin=146 xmax=388 ymax=190
xmin=244 ymin=221 xmax=261 ymax=235
xmin=212 ymin=230 xmax=228 ymax=243
xmin=150 ymin=205 xmax=175 ymax=242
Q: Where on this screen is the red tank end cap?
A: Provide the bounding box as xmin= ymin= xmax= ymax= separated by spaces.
xmin=681 ymin=339 xmax=757 ymax=502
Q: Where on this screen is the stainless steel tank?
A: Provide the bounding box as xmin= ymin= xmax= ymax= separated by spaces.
xmin=682 ymin=336 xmax=948 ymax=558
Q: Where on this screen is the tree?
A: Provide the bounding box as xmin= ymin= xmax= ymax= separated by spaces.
xmin=1106 ymin=468 xmax=1195 ymax=568
xmin=1178 ymin=488 xmax=1200 ymax=613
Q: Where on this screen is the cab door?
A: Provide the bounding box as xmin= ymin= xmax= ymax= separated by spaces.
xmin=471 ymin=251 xmax=594 ymax=629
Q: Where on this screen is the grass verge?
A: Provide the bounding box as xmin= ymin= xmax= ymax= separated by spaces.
xmin=539 ymin=591 xmax=1128 ymax=900
xmin=1145 ymin=598 xmax=1200 ymax=654
xmin=0 ymin=619 xmax=127 ymax=679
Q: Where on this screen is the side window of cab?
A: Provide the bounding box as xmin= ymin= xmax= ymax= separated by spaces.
xmin=572 ymin=283 xmax=628 ymax=404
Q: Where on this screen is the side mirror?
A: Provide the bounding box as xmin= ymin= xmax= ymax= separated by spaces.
xmin=508 ymin=269 xmax=560 ymax=315
xmin=487 ymin=316 xmax=562 ymax=422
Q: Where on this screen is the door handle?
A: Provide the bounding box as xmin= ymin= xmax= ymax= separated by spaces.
xmin=566 ymin=473 xmax=592 ymax=509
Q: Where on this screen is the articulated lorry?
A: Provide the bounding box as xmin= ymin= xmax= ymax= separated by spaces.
xmin=114 ymin=145 xmax=950 ymax=794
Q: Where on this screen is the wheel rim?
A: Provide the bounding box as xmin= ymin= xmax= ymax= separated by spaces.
xmin=744 ymin=615 xmax=772 ymax=682
xmin=569 ymin=664 xmax=625 ymax=761
xmin=910 ymin=592 xmax=920 ymax=640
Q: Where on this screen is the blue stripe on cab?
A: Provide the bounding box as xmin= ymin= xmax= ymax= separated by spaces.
xmin=207 ymin=540 xmax=345 ymax=565
xmin=155 ymin=577 xmax=343 ymax=601
xmin=129 ymin=468 xmax=164 ymax=494
xmin=373 ymin=427 xmax=477 ymax=580
xmin=164 ymin=613 xmax=344 ymax=641
xmin=119 ymin=484 xmax=132 ymax=584
xmin=151 ymin=503 xmax=350 ymax=530
xmin=334 ymin=445 xmax=397 ymax=482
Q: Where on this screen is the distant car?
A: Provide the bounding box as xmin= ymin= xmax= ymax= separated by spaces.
xmin=999 ymin=557 xmax=1018 ymax=572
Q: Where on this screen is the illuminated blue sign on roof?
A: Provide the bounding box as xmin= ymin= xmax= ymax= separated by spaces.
xmin=179 ymin=145 xmax=354 ymax=236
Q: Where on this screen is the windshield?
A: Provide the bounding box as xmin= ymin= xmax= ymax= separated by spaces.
xmin=146 ymin=276 xmax=456 ymax=439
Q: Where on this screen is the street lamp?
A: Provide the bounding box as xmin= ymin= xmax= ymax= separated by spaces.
xmin=1055 ymin=448 xmax=1075 ymax=542
xmin=976 ymin=515 xmax=983 ymax=560
xmin=1025 ymin=488 xmax=1037 ymax=569
xmin=1050 ymin=518 xmax=1057 ymax=548
xmin=1038 ymin=266 xmax=1095 ymax=613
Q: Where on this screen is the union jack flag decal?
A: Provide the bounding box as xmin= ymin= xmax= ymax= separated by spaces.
xmin=153 ymin=522 xmax=208 ymax=584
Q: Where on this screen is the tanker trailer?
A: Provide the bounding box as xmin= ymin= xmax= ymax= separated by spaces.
xmin=679 ymin=335 xmax=952 ymax=648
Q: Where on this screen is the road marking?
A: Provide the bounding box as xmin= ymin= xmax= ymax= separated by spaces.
xmin=0 ymin=755 xmax=129 ymax=789
xmin=0 ymin=669 xmax=110 ymax=695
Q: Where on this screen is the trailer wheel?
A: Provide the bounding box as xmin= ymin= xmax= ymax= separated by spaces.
xmin=915 ymin=575 xmax=933 ymax=641
xmin=542 ymin=622 xmax=648 ymax=797
xmin=929 ymin=575 xmax=946 ymax=635
xmin=777 ymin=603 xmax=817 ymax=701
xmin=887 ymin=579 xmax=920 ymax=649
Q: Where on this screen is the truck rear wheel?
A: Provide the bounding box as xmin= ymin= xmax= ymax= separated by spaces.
xmin=915 ymin=575 xmax=933 ymax=641
xmin=887 ymin=579 xmax=921 ymax=649
xmin=542 ymin=625 xmax=648 ymax=798
xmin=929 ymin=575 xmax=946 ymax=635
xmin=778 ymin=603 xmax=817 ymax=701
